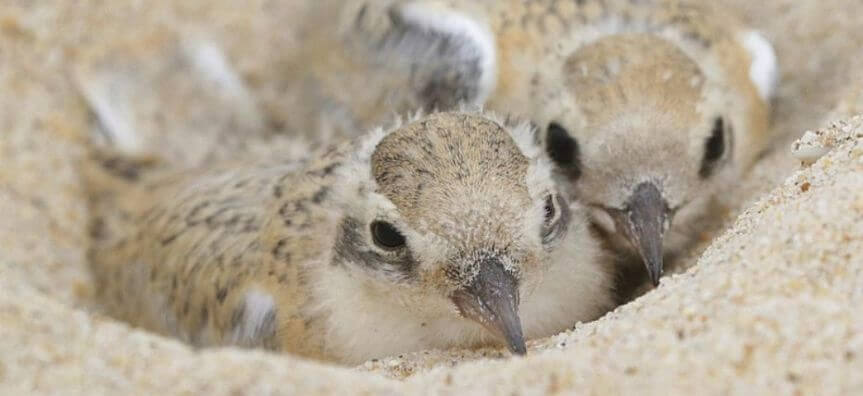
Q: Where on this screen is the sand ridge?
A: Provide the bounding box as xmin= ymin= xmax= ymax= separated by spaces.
xmin=1 ymin=0 xmax=863 ymax=394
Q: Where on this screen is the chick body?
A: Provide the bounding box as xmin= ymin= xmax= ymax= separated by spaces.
xmin=341 ymin=0 xmax=778 ymax=287
xmin=87 ymin=111 xmax=613 ymax=364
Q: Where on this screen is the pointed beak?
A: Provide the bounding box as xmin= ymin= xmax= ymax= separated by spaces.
xmin=451 ymin=257 xmax=526 ymax=355
xmin=610 ymin=182 xmax=671 ymax=287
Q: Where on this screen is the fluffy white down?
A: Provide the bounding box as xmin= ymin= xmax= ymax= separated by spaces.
xmin=308 ymin=204 xmax=611 ymax=364
xmin=180 ymin=37 xmax=265 ymax=128
xmin=76 ymin=68 xmax=142 ymax=153
xmin=231 ymin=289 xmax=277 ymax=346
xmin=395 ymin=1 xmax=498 ymax=105
xmin=740 ymin=30 xmax=779 ymax=101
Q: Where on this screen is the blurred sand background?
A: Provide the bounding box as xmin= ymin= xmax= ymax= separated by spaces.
xmin=1 ymin=0 xmax=862 ymax=394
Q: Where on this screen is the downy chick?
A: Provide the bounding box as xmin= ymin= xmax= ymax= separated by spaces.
xmin=74 ymin=31 xmax=291 ymax=169
xmin=347 ymin=0 xmax=779 ymax=287
xmin=86 ymin=111 xmax=613 ymax=364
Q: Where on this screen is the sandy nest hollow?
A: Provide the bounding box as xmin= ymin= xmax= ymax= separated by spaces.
xmin=1 ymin=0 xmax=863 ymax=394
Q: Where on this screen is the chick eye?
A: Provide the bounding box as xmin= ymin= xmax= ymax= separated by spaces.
xmin=543 ymin=195 xmax=556 ymax=223
xmin=699 ymin=117 xmax=728 ymax=178
xmin=371 ymin=221 xmax=406 ymax=250
xmin=545 ymin=122 xmax=582 ymax=180
xmin=541 ymin=194 xmax=569 ymax=243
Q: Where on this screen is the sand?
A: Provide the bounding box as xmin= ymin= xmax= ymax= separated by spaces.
xmin=1 ymin=0 xmax=862 ymax=394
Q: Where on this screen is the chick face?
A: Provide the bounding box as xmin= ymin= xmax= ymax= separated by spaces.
xmin=532 ymin=35 xmax=735 ymax=285
xmin=330 ymin=112 xmax=570 ymax=353
xmin=358 ymin=1 xmax=776 ymax=288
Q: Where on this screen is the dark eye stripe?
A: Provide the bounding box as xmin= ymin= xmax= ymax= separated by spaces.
xmin=333 ymin=217 xmax=416 ymax=281
xmin=545 ymin=122 xmax=582 ymax=180
xmin=699 ymin=117 xmax=730 ymax=178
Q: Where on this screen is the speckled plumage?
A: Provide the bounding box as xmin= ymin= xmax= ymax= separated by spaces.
xmin=86 ymin=111 xmax=613 ymax=364
xmin=339 ymin=0 xmax=778 ymax=290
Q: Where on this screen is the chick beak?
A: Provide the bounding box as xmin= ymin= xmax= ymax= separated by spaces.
xmin=451 ymin=257 xmax=526 ymax=355
xmin=610 ymin=182 xmax=671 ymax=287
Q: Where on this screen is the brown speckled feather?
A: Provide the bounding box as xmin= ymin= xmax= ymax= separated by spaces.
xmin=86 ymin=111 xmax=614 ymax=364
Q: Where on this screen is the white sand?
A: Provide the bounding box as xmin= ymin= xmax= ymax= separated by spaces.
xmin=1 ymin=0 xmax=863 ymax=394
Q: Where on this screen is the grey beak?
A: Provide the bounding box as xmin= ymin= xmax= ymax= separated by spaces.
xmin=610 ymin=182 xmax=671 ymax=287
xmin=451 ymin=257 xmax=526 ymax=355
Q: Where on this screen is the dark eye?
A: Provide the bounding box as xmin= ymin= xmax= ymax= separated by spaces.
xmin=544 ymin=195 xmax=556 ymax=223
xmin=699 ymin=117 xmax=727 ymax=178
xmin=541 ymin=194 xmax=569 ymax=243
xmin=371 ymin=221 xmax=406 ymax=250
xmin=545 ymin=122 xmax=582 ymax=180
